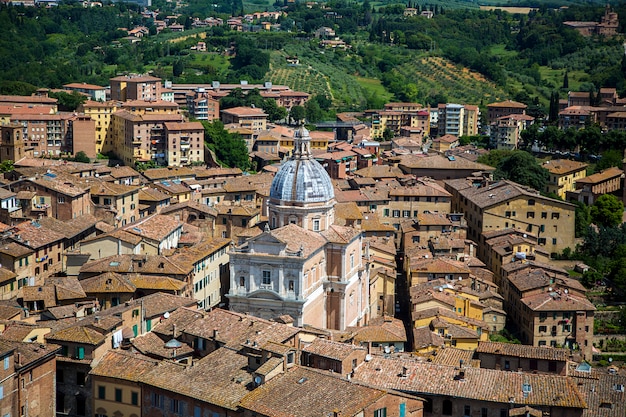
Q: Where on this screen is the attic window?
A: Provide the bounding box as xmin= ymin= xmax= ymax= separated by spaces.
xmin=158 ymin=262 xmax=164 ymax=269
xmin=297 ymin=377 xmax=307 ymax=384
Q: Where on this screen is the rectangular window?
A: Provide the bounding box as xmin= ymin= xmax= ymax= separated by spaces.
xmin=262 ymin=270 xmax=271 ymax=286
xmin=541 ymin=212 xmax=547 ymax=219
xmin=75 ymin=346 xmax=85 ymax=360
xmin=374 ymin=408 xmax=387 ymax=417
xmin=152 ymin=393 xmax=164 ymax=409
xmin=464 ymin=405 xmax=471 ymax=416
xmin=481 ymin=408 xmax=488 ymax=417
xmin=539 ymin=325 xmax=547 ymax=332
xmin=313 ymin=219 xmax=320 ymax=231
xmin=552 ymin=238 xmax=557 ymax=245
xmin=527 ymin=211 xmax=535 ymax=218
xmin=402 ymin=210 xmax=410 ymax=218
xmin=194 ymin=406 xmax=202 ymax=417
xmin=383 ymin=209 xmax=389 ymax=217
xmin=98 ymin=386 xmax=105 ymax=399
xmin=131 ymin=391 xmax=139 ymax=406
xmin=528 ymin=199 xmax=535 ymax=206
xmin=170 ymin=399 xmax=184 ymax=414
xmin=76 ymin=371 xmax=85 ymax=386
xmin=115 ymin=388 xmax=122 ymax=402
xmin=551 ymin=212 xmax=560 ymax=219
xmin=392 ymin=210 xmax=400 ymax=218
xmin=3 ymin=356 xmax=8 ymax=370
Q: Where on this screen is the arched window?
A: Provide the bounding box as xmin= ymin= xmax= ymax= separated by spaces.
xmin=288 ymin=280 xmax=294 ymax=291
xmin=239 ymin=277 xmax=245 ymax=287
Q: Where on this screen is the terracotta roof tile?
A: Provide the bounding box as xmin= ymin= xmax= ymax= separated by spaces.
xmin=138 ymin=348 xmax=252 ymax=410
xmin=240 ymin=366 xmax=388 ymax=417
xmin=90 ymin=349 xmax=158 ymax=381
xmin=182 ymin=309 xmax=300 ymax=349
xmin=45 ymin=325 xmax=106 ymax=345
xmin=429 ymin=347 xmax=475 ymax=367
xmin=302 ymin=338 xmax=365 ymax=361
xmin=352 ymin=356 xmax=586 ymax=409
xmin=131 ymin=331 xmax=194 ymax=359
xmin=476 ymin=341 xmax=570 ymax=361
xmin=80 ymin=272 xmax=136 ymax=294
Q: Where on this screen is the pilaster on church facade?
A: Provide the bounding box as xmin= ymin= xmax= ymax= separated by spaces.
xmin=227 ymin=127 xmax=369 ymax=330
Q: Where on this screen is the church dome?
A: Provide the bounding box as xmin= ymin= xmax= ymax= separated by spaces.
xmin=269 ymin=126 xmax=335 ymax=204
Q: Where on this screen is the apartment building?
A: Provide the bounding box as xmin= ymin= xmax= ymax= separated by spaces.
xmin=163 ymin=121 xmax=205 ymax=167
xmin=436 ymin=103 xmax=479 ymax=137
xmin=110 ymin=74 xmax=163 ymax=102
xmin=10 ymin=112 xmax=73 ymax=157
xmin=8 ymin=173 xmax=93 ymax=221
xmin=78 ymin=100 xmax=122 ymax=155
xmin=567 ymin=166 xmax=623 ymax=205
xmin=110 ymin=110 xmax=184 ymax=167
xmin=486 ymin=99 xmax=527 ymax=124
xmin=489 ymin=114 xmax=534 ymax=150
xmin=220 ymin=106 xmax=268 ymax=131
xmin=480 ymin=228 xmax=550 ymax=282
xmin=445 ymin=178 xmax=576 ymax=255
xmin=170 ymin=238 xmax=230 ymax=309
xmin=0 ymin=341 xmax=59 ymax=417
xmin=90 ymin=350 xmax=155 ymax=417
xmin=89 ymin=181 xmax=140 ymax=226
xmin=63 ymin=82 xmax=107 ymax=101
xmin=542 ymin=159 xmax=588 ymax=199
xmin=186 ymin=91 xmax=219 ymax=121
xmin=561 ymin=106 xmax=597 ymax=130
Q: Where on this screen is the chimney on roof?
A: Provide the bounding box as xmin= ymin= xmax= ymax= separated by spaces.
xmin=213 ymin=328 xmax=218 ymax=338
xmin=173 ymin=324 xmax=177 ymax=339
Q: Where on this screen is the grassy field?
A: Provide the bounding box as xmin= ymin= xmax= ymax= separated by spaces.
xmin=356 ymin=77 xmax=393 ymax=103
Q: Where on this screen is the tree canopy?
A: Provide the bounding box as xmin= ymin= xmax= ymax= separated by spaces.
xmin=491 ymin=151 xmax=549 ymax=192
xmin=590 ymin=194 xmax=624 ymax=228
xmin=202 ymin=120 xmax=250 ymax=171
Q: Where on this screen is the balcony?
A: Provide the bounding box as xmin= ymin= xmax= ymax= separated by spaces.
xmin=180 ymin=141 xmax=190 ymax=149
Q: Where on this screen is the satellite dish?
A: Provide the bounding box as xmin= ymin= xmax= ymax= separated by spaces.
xmin=163 ymin=312 xmax=170 ymax=319
xmin=254 ymin=376 xmax=262 ymax=385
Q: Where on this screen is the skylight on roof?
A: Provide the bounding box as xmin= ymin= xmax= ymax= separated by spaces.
xmin=575 ymin=362 xmax=592 ymax=373
xmin=109 ymin=261 xmax=120 ymax=267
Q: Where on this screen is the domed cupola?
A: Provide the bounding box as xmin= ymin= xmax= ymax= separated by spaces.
xmin=268 ymin=126 xmax=335 ymax=232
